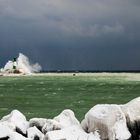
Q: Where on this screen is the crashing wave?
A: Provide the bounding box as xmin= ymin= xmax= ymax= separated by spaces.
xmin=0 ymin=53 xmax=42 ymax=75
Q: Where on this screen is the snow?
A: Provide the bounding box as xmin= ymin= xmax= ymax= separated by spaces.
xmin=9 ymin=132 xmax=30 ymax=140
xmin=29 ymin=118 xmax=47 ymax=130
xmin=42 ymin=110 xmax=81 ymax=133
xmin=0 ymin=110 xmax=29 ymax=135
xmin=53 ymin=109 xmax=81 ymax=128
xmin=82 ymin=104 xmax=131 ymax=139
xmin=45 ymin=126 xmax=100 ymax=140
xmin=27 ymin=126 xmax=44 ymax=140
xmin=0 ymin=123 xmax=11 ymax=138
xmin=42 ymin=119 xmax=63 ymax=133
xmin=121 ymin=97 xmax=140 ymax=122
xmin=113 ymin=119 xmax=131 ymax=140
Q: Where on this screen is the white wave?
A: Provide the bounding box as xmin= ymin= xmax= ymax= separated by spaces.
xmin=1 ymin=53 xmax=42 ymax=74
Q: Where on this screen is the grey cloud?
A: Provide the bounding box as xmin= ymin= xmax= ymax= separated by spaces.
xmin=59 ymin=22 xmax=124 ymax=37
xmin=0 ymin=0 xmax=139 ymax=39
xmin=0 ymin=0 xmax=140 ymax=70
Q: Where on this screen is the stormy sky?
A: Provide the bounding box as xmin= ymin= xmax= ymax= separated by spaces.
xmin=0 ymin=0 xmax=140 ymax=71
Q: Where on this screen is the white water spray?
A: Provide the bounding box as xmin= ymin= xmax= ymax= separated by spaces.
xmin=1 ymin=53 xmax=42 ymax=74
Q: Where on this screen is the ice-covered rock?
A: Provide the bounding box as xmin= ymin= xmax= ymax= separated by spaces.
xmin=81 ymin=104 xmax=131 ymax=140
xmin=0 ymin=97 xmax=140 ymax=140
xmin=9 ymin=132 xmax=30 ymax=140
xmin=0 ymin=123 xmax=30 ymax=140
xmin=0 ymin=121 xmax=16 ymax=131
xmin=44 ymin=126 xmax=100 ymax=140
xmin=0 ymin=123 xmax=11 ymax=139
xmin=27 ymin=126 xmax=44 ymax=140
xmin=121 ymin=97 xmax=140 ymax=139
xmin=113 ymin=115 xmax=131 ymax=140
xmin=42 ymin=119 xmax=63 ymax=134
xmin=0 ymin=110 xmax=29 ymax=135
xmin=42 ymin=109 xmax=81 ymax=134
xmin=53 ymin=109 xmax=81 ymax=128
xmin=29 ymin=118 xmax=47 ymax=131
xmin=121 ymin=97 xmax=140 ymax=121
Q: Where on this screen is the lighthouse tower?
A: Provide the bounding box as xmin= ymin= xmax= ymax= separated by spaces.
xmin=12 ymin=57 xmax=21 ymax=74
xmin=13 ymin=57 xmax=17 ymax=70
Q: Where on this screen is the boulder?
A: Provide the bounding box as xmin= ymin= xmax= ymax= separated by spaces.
xmin=81 ymin=104 xmax=131 ymax=140
xmin=0 ymin=110 xmax=29 ymax=136
xmin=9 ymin=132 xmax=30 ymax=140
xmin=0 ymin=123 xmax=11 ymax=139
xmin=42 ymin=109 xmax=81 ymax=134
xmin=27 ymin=126 xmax=44 ymax=140
xmin=44 ymin=126 xmax=100 ymax=140
xmin=29 ymin=118 xmax=47 ymax=131
xmin=121 ymin=97 xmax=140 ymax=140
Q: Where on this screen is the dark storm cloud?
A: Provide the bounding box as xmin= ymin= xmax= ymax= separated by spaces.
xmin=0 ymin=0 xmax=140 ymax=70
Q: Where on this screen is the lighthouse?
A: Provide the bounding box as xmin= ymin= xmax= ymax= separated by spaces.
xmin=12 ymin=57 xmax=21 ymax=73
xmin=13 ymin=57 xmax=17 ymax=70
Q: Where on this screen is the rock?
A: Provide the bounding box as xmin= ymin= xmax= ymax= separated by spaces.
xmin=81 ymin=104 xmax=131 ymax=140
xmin=44 ymin=126 xmax=100 ymax=140
xmin=42 ymin=119 xmax=63 ymax=134
xmin=0 ymin=97 xmax=140 ymax=140
xmin=53 ymin=109 xmax=81 ymax=128
xmin=27 ymin=126 xmax=44 ymax=140
xmin=0 ymin=123 xmax=11 ymax=139
xmin=42 ymin=109 xmax=81 ymax=134
xmin=9 ymin=132 xmax=30 ymax=140
xmin=121 ymin=97 xmax=140 ymax=140
xmin=29 ymin=118 xmax=47 ymax=132
xmin=0 ymin=121 xmax=16 ymax=131
xmin=0 ymin=110 xmax=29 ymax=135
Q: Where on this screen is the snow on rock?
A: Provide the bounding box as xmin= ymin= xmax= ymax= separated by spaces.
xmin=0 ymin=97 xmax=140 ymax=140
xmin=42 ymin=119 xmax=63 ymax=134
xmin=121 ymin=97 xmax=140 ymax=121
xmin=44 ymin=126 xmax=100 ymax=140
xmin=0 ymin=124 xmax=30 ymax=140
xmin=9 ymin=132 xmax=30 ymax=140
xmin=27 ymin=126 xmax=44 ymax=140
xmin=0 ymin=110 xmax=29 ymax=135
xmin=29 ymin=118 xmax=47 ymax=131
xmin=0 ymin=121 xmax=16 ymax=131
xmin=53 ymin=109 xmax=81 ymax=128
xmin=81 ymin=104 xmax=131 ymax=140
xmin=0 ymin=123 xmax=11 ymax=139
xmin=113 ymin=115 xmax=131 ymax=140
xmin=42 ymin=109 xmax=81 ymax=134
xmin=121 ymin=97 xmax=140 ymax=139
